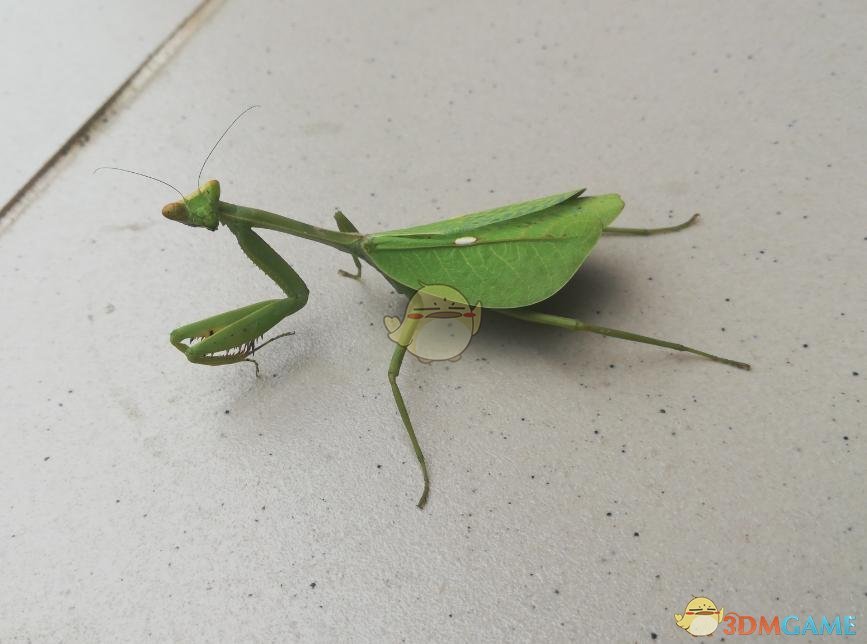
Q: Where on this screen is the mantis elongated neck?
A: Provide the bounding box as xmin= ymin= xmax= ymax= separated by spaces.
xmin=218 ymin=202 xmax=362 ymax=253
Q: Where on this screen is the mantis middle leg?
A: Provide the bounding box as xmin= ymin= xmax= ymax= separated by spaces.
xmin=388 ymin=344 xmax=431 ymax=508
xmin=334 ymin=211 xmax=363 ymax=279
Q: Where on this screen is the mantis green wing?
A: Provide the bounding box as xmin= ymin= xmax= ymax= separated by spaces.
xmin=361 ymin=189 xmax=625 ymax=308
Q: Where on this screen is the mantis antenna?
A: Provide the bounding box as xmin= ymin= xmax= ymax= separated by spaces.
xmin=94 ymin=166 xmax=186 ymax=202
xmin=196 ymin=105 xmax=260 ymax=189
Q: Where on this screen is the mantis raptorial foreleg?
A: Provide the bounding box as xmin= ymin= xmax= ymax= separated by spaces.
xmin=603 ymin=213 xmax=699 ymax=236
xmin=497 ymin=309 xmax=751 ymax=370
xmin=334 ymin=211 xmax=363 ymax=279
xmin=388 ymin=344 xmax=431 ymax=508
xmin=170 ymin=222 xmax=308 ymax=369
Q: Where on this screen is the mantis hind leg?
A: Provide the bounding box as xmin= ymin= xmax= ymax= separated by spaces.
xmin=497 ymin=308 xmax=751 ymax=370
xmin=604 ymin=213 xmax=699 ymax=236
xmin=388 ymin=344 xmax=431 ymax=508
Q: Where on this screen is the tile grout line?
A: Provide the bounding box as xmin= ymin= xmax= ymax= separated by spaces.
xmin=0 ymin=0 xmax=221 ymax=233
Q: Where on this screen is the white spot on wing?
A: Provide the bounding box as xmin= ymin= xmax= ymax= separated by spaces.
xmin=454 ymin=236 xmax=477 ymax=246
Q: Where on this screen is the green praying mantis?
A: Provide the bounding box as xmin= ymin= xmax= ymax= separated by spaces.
xmin=107 ymin=109 xmax=750 ymax=508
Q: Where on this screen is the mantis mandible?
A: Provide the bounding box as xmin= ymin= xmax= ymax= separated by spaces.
xmin=111 ymin=111 xmax=751 ymax=508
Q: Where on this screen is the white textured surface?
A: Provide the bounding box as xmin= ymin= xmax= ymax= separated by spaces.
xmin=0 ymin=0 xmax=199 ymax=207
xmin=2 ymin=1 xmax=865 ymax=641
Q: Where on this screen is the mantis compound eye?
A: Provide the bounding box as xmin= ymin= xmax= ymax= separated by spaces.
xmin=162 ymin=201 xmax=191 ymax=224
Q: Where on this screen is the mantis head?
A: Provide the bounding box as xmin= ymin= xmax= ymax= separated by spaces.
xmin=161 ymin=106 xmax=261 ymax=231
xmin=162 ymin=179 xmax=221 ymax=231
